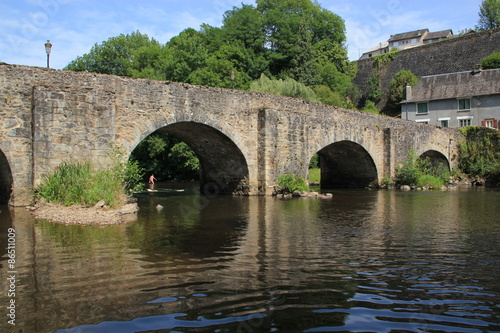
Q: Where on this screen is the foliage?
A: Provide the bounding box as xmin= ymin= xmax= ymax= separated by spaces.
xmin=313 ymin=85 xmax=344 ymax=107
xmin=367 ymin=71 xmax=382 ymax=103
xmin=396 ymin=149 xmax=449 ymax=188
xmin=481 ymin=52 xmax=500 ymax=69
xmin=388 ymin=70 xmax=419 ymax=110
xmin=36 ymin=161 xmax=128 ymax=208
xmin=458 ymin=126 xmax=500 ymax=182
xmin=308 ymin=168 xmax=320 ymax=183
xmin=64 ymin=0 xmax=353 ymax=99
xmin=249 ymin=74 xmax=320 ymax=102
xmin=372 ymin=50 xmax=399 ymax=67
xmin=108 ymin=145 xmax=144 ymax=193
xmin=130 ymin=132 xmax=200 ymax=181
xmin=362 ymin=100 xmax=379 ymax=114
xmin=309 ymin=154 xmax=319 ymax=169
xmin=65 ymin=31 xmax=164 ymax=79
xmin=477 ymin=0 xmax=500 ymax=30
xmin=276 ymin=173 xmax=309 ymax=193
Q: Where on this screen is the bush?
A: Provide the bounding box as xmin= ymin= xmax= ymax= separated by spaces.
xmin=249 ymin=74 xmax=320 ymax=102
xmin=362 ymin=100 xmax=379 ymax=114
xmin=459 ymin=126 xmax=500 ymax=182
xmin=276 ymin=173 xmax=309 ymax=193
xmin=396 ymin=149 xmax=449 ymax=188
xmin=481 ymin=52 xmax=500 ymax=69
xmin=36 ymin=146 xmax=144 ymax=208
xmin=388 ymin=70 xmax=419 ymax=108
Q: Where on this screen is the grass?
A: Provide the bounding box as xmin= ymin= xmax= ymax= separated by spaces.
xmin=36 ymin=161 xmax=127 ymax=208
xmin=308 ymin=168 xmax=320 ymax=183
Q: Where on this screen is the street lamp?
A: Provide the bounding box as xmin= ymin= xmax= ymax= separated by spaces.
xmin=45 ymin=40 xmax=52 ymax=68
xmin=230 ymin=71 xmax=235 ymax=89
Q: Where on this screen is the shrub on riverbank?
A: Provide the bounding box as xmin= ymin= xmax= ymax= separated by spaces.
xmin=459 ymin=126 xmax=500 ymax=185
xmin=395 ymin=149 xmax=450 ymax=188
xmin=36 ymin=147 xmax=144 ymax=208
xmin=276 ymin=173 xmax=309 ymax=193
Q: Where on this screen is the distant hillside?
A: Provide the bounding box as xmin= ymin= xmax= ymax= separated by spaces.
xmin=354 ymin=28 xmax=500 ymax=115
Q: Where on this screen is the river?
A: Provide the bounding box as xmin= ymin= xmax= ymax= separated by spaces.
xmin=1 ymin=186 xmax=499 ymax=332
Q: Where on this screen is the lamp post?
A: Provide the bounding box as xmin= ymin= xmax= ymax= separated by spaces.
xmin=230 ymin=71 xmax=235 ymax=89
xmin=45 ymin=40 xmax=52 ymax=68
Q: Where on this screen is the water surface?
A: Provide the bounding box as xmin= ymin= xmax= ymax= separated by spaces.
xmin=1 ymin=187 xmax=499 ymax=332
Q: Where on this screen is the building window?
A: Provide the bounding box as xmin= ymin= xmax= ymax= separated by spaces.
xmin=416 ymin=119 xmax=430 ymax=124
xmin=459 ymin=118 xmax=472 ymax=127
xmin=458 ymin=99 xmax=471 ymax=111
xmin=440 ymin=120 xmax=449 ymax=127
xmin=482 ymin=119 xmax=498 ymax=129
xmin=417 ymin=103 xmax=428 ymax=114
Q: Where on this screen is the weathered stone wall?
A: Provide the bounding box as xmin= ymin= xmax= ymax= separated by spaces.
xmin=1 ymin=64 xmax=463 ymax=206
xmin=355 ymin=28 xmax=500 ymax=110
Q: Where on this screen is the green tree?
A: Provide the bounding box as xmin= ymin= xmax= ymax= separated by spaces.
xmin=65 ymin=31 xmax=163 ymax=78
xmin=222 ymin=4 xmax=266 ymax=53
xmin=256 ymin=0 xmax=347 ymax=76
xmin=313 ymin=85 xmax=344 ymax=107
xmin=388 ymin=70 xmax=419 ymax=111
xmin=367 ymin=71 xmax=382 ymax=103
xmin=249 ymin=74 xmax=319 ymax=102
xmin=477 ymin=0 xmax=500 ymax=30
xmin=289 ymin=21 xmax=321 ymax=86
xmin=481 ymin=52 xmax=500 ymax=69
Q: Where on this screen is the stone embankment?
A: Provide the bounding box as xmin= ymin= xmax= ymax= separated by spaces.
xmin=27 ymin=200 xmax=139 ymax=225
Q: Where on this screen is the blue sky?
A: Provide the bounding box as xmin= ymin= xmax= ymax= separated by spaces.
xmin=0 ymin=0 xmax=482 ymax=69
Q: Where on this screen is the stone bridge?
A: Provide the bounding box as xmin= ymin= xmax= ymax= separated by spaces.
xmin=0 ymin=64 xmax=463 ymax=206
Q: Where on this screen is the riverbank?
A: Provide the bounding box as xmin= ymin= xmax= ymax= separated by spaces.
xmin=27 ymin=201 xmax=139 ymax=225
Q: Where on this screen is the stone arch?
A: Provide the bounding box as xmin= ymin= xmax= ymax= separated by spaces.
xmin=133 ymin=121 xmax=250 ymax=195
xmin=0 ymin=150 xmax=13 ymax=205
xmin=419 ymin=150 xmax=450 ymax=171
xmin=316 ymin=140 xmax=378 ymax=188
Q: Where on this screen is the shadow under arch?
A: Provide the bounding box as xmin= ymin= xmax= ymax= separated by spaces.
xmin=317 ymin=140 xmax=378 ymax=188
xmin=142 ymin=121 xmax=250 ymax=195
xmin=420 ymin=150 xmax=450 ymax=171
xmin=0 ymin=149 xmax=13 ymax=204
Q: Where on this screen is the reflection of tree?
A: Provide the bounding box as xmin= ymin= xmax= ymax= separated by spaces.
xmin=127 ymin=194 xmax=249 ymax=260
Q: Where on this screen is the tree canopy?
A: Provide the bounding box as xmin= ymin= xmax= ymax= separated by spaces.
xmin=477 ymin=0 xmax=500 ymax=30
xmin=64 ymin=0 xmax=355 ymax=103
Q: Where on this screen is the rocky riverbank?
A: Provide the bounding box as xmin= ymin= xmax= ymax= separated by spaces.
xmin=27 ymin=200 xmax=139 ymax=225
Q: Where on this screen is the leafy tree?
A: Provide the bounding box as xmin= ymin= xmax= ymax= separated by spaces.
xmin=477 ymin=0 xmax=500 ymax=30
xmin=222 ymin=4 xmax=266 ymax=53
xmin=481 ymin=52 xmax=500 ymax=69
xmin=130 ymin=133 xmax=199 ymax=181
xmin=459 ymin=126 xmax=500 ymax=182
xmin=289 ymin=21 xmax=321 ymax=86
xmin=313 ymin=85 xmax=344 ymax=107
xmin=362 ymin=100 xmax=379 ymax=114
xmin=388 ymin=70 xmax=419 ymax=110
xmin=249 ymin=74 xmax=319 ymax=102
xmin=367 ymin=71 xmax=382 ymax=103
xmin=65 ymin=31 xmax=163 ymax=78
xmin=256 ymin=0 xmax=347 ymax=76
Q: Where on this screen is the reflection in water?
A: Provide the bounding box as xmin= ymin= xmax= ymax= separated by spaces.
xmin=0 ymin=188 xmax=499 ymax=332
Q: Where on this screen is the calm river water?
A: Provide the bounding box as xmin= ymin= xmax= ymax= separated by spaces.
xmin=1 ymin=186 xmax=499 ymax=332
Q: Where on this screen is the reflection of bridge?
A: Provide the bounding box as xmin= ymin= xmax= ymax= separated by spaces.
xmin=0 ymin=64 xmax=463 ymax=206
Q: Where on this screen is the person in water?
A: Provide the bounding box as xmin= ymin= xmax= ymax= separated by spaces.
xmin=149 ymin=174 xmax=157 ymax=184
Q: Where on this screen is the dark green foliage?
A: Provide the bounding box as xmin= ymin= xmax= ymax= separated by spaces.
xmin=459 ymin=126 xmax=500 ymax=182
xmin=276 ymin=173 xmax=309 ymax=193
xmin=35 ymin=147 xmax=144 ymax=208
xmin=477 ymin=0 xmax=500 ymax=30
xmin=130 ymin=133 xmax=200 ymax=181
xmin=372 ymin=49 xmax=399 ymax=68
xmin=309 ymin=154 xmax=319 ymax=169
xmin=362 ymin=100 xmax=379 ymax=114
xmin=367 ymin=71 xmax=382 ymax=102
xmin=249 ymin=74 xmax=319 ymax=102
xmin=64 ymin=0 xmax=354 ymax=102
xmin=388 ymin=70 xmax=419 ymax=110
xmin=481 ymin=52 xmax=500 ymax=69
xmin=396 ymin=149 xmax=450 ymax=188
